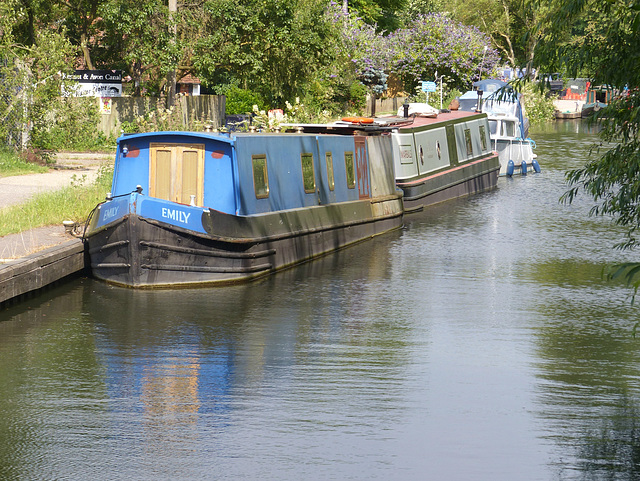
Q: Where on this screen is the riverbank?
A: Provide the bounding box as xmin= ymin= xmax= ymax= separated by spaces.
xmin=0 ymin=152 xmax=112 ymax=305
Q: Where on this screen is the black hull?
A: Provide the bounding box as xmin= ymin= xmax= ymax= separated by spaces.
xmin=86 ymin=202 xmax=403 ymax=288
xmin=399 ymin=155 xmax=500 ymax=213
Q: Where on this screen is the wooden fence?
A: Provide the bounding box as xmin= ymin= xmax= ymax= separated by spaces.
xmin=97 ymin=94 xmax=406 ymax=137
xmin=366 ymin=95 xmax=407 ymax=117
xmin=98 ymin=95 xmax=226 ymax=137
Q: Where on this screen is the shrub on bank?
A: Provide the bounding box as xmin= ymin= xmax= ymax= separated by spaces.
xmin=522 ymin=83 xmax=556 ymax=123
xmin=30 ymin=98 xmax=115 ymax=152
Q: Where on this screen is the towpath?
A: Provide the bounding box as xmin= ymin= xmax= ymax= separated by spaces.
xmin=0 ymin=152 xmax=112 ymax=260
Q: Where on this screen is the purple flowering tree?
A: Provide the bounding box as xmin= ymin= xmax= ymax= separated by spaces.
xmin=329 ymin=6 xmax=500 ymax=98
xmin=389 ymin=14 xmax=500 ymax=93
xmin=328 ymin=3 xmax=392 ymax=94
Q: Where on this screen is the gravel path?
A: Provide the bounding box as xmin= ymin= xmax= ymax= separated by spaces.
xmin=0 ymin=152 xmax=111 ymax=209
xmin=0 ymin=167 xmax=101 ymax=209
xmin=0 ymin=152 xmax=112 ymax=259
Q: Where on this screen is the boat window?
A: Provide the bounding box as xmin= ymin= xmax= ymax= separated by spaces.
xmin=479 ymin=125 xmax=488 ymax=151
xmin=326 ymin=152 xmax=335 ymax=191
xmin=252 ymin=154 xmax=269 ymax=199
xmin=301 ymin=153 xmax=316 ymax=194
xmin=488 ymin=120 xmax=498 ymax=136
xmin=345 ymin=151 xmax=355 ymax=189
xmin=503 ymin=121 xmax=516 ymax=137
xmin=464 ymin=129 xmax=473 ymax=156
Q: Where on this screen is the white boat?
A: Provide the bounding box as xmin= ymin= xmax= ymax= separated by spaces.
xmin=458 ymin=79 xmax=540 ymax=176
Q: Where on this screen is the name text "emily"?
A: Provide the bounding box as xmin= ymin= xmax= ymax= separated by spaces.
xmin=162 ymin=207 xmax=191 ymax=224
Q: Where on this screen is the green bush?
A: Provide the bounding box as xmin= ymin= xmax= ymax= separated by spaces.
xmin=223 ymin=86 xmax=267 ymax=115
xmin=348 ymin=82 xmax=368 ymax=113
xmin=522 ymin=83 xmax=556 ymax=124
xmin=30 ymin=97 xmax=114 ymax=151
xmin=300 ymin=77 xmax=367 ymax=118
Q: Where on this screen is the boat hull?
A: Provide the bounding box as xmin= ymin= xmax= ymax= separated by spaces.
xmin=86 ymin=194 xmax=403 ymax=288
xmin=397 ymin=154 xmax=500 ymax=212
xmin=494 ymin=139 xmax=537 ymax=176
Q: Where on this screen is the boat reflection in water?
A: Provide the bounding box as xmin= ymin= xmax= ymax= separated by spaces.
xmin=81 ymin=229 xmax=407 ymax=465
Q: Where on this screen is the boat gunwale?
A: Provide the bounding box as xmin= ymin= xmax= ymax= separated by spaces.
xmin=395 ymin=152 xmax=500 ymax=187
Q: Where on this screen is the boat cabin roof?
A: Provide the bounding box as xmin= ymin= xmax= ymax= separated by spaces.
xmin=282 ymin=110 xmax=486 ymax=135
xmin=395 ymin=110 xmax=486 ymax=129
xmin=117 ymin=110 xmax=487 ymax=145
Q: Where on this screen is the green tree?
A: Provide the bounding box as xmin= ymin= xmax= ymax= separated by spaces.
xmin=0 ymin=25 xmax=76 ymax=151
xmin=56 ymin=0 xmax=109 ymax=70
xmin=99 ymin=0 xmax=179 ymax=96
xmin=192 ymin=0 xmax=339 ymax=106
xmin=449 ymin=0 xmax=551 ymax=72
xmin=6 ymin=0 xmax=58 ymax=47
xmin=402 ymin=0 xmax=444 ymax=19
xmin=541 ymin=0 xmax=640 ymax=291
xmin=346 ymin=0 xmax=407 ymax=32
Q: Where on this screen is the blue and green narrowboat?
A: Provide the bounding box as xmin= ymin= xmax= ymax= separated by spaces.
xmin=84 ymin=129 xmax=404 ymax=287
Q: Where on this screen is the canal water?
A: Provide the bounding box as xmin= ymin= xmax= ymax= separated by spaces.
xmin=2 ymin=120 xmax=640 ymax=480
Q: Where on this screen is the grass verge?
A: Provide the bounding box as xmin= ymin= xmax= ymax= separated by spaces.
xmin=0 ymin=165 xmax=113 ymax=236
xmin=0 ymin=148 xmax=49 ymax=176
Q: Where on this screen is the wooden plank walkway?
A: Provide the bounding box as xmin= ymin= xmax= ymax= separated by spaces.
xmin=0 ymin=239 xmax=86 ymax=306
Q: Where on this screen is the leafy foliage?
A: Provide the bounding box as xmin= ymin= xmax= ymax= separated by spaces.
xmin=0 ymin=26 xmax=79 ymax=151
xmin=347 ymin=0 xmax=407 ymax=32
xmin=521 ymin=82 xmax=555 ymax=124
xmin=562 ymin=90 xmax=640 ymax=250
xmin=390 ymin=14 xmax=500 ymax=92
xmin=99 ymin=0 xmax=179 ymax=96
xmin=541 ymin=1 xmax=640 ymax=294
xmin=449 ymin=0 xmax=551 ymax=70
xmin=223 ymin=86 xmax=267 ymax=115
xmin=193 ymin=0 xmax=338 ymax=106
xmin=30 ymin=98 xmax=112 ymax=151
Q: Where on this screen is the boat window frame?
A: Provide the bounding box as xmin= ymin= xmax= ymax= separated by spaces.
xmin=252 ymin=154 xmax=270 ymax=199
xmin=503 ymin=121 xmax=516 ymax=138
xmin=301 ymin=152 xmax=316 ymax=194
xmin=345 ymin=151 xmax=356 ymax=189
xmin=479 ymin=125 xmax=488 ymax=151
xmin=488 ymin=120 xmax=498 ymax=136
xmin=325 ymin=152 xmax=335 ymax=191
xmin=464 ymin=128 xmax=473 ymax=156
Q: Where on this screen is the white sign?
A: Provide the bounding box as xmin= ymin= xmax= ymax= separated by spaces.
xmin=422 ymin=81 xmax=437 ymax=93
xmin=62 ymin=70 xmax=123 ymax=97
